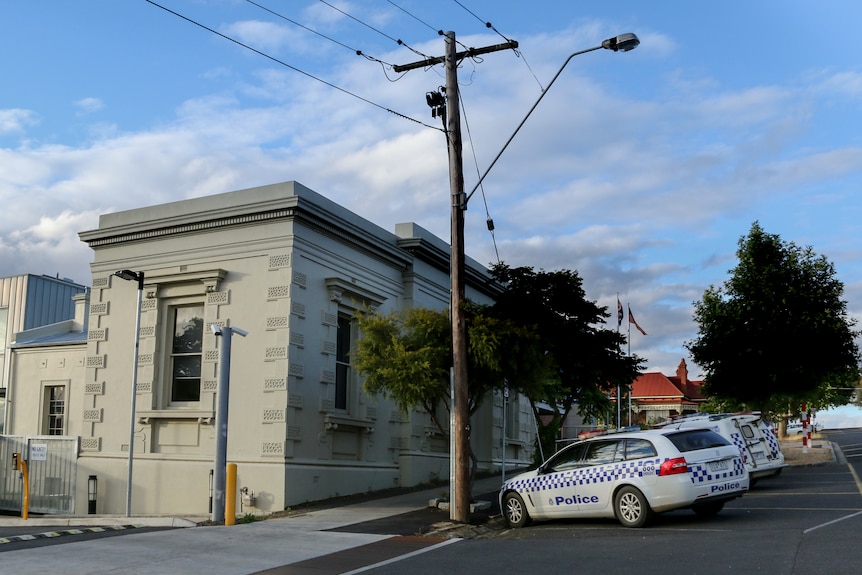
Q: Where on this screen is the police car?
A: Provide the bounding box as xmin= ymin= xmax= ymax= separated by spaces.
xmin=499 ymin=427 xmax=749 ymax=528
xmin=657 ymin=413 xmax=786 ymax=481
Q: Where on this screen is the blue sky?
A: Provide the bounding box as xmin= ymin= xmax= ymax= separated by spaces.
xmin=3 ymin=0 xmax=862 ymax=382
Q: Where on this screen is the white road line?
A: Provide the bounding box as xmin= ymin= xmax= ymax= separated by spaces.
xmin=341 ymin=538 xmax=462 ymax=575
xmin=803 ymin=460 xmax=862 ymax=533
xmin=804 ymin=509 xmax=862 ymax=534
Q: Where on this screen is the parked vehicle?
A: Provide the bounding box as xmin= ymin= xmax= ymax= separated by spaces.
xmin=499 ymin=428 xmax=749 ymax=528
xmin=787 ymin=421 xmax=823 ymax=434
xmin=656 ymin=412 xmax=786 ymax=481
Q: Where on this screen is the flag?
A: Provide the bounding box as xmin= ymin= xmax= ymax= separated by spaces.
xmin=617 ymin=297 xmax=623 ymax=327
xmin=628 ymin=305 xmax=647 ymax=335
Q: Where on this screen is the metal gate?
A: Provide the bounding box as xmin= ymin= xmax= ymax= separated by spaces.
xmin=0 ymin=435 xmax=79 ymax=515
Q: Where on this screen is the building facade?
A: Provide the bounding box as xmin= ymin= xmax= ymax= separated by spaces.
xmin=629 ymin=359 xmax=706 ymax=424
xmin=0 ymin=274 xmax=88 ymax=433
xmin=6 ymin=181 xmax=534 ymax=516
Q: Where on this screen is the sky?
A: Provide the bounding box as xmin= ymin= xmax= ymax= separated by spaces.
xmin=3 ymin=1 xmax=862 ymax=390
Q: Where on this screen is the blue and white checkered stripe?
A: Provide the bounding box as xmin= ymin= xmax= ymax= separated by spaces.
xmin=687 ymin=457 xmax=746 ymax=484
xmin=505 ymin=458 xmax=661 ymax=494
xmin=727 ymin=432 xmax=746 ymax=457
xmin=761 ymin=424 xmax=781 ymax=457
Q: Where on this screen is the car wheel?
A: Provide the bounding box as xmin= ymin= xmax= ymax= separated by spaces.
xmin=614 ymin=486 xmax=653 ymax=528
xmin=692 ymin=501 xmax=725 ymax=516
xmin=503 ymin=492 xmax=531 ymax=528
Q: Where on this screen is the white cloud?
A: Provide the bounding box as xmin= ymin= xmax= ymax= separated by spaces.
xmin=0 ymin=109 xmax=37 ymax=134
xmin=3 ymin=12 xmax=862 ymax=376
xmin=222 ymin=20 xmax=305 ymax=55
xmin=75 ymin=97 xmax=104 ymax=114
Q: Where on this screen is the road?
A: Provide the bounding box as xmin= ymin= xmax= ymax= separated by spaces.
xmin=1 ymin=431 xmax=861 ymax=574
xmin=363 ymin=429 xmax=862 ymax=575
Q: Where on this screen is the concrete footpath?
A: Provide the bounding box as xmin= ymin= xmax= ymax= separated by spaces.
xmin=0 ymin=475 xmax=503 ymax=575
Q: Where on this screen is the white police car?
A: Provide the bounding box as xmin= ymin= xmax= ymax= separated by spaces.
xmin=500 ymin=427 xmax=749 ymax=528
xmin=656 ymin=412 xmax=786 ymax=482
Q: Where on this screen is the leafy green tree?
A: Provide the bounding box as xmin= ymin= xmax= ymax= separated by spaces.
xmin=489 ymin=264 xmax=645 ymax=460
xmin=354 ymin=307 xmax=452 ymax=432
xmin=687 ymin=222 xmax=860 ymax=415
xmin=352 ymin=304 xmax=551 ymax=473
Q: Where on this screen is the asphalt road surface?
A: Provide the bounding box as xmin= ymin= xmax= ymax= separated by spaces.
xmin=362 ymin=429 xmax=862 ymax=575
xmin=2 ymin=430 xmax=862 ymax=575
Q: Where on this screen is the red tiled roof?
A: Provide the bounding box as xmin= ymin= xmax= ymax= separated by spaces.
xmin=631 ymin=372 xmax=684 ymax=399
xmin=687 ymin=379 xmax=707 ymax=400
xmin=635 ymin=398 xmax=700 ymax=406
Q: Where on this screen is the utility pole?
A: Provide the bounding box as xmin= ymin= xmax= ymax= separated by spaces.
xmin=394 ymin=32 xmax=516 ymax=523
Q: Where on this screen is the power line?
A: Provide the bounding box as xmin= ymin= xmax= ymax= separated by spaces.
xmin=245 ymin=0 xmax=392 ymax=65
xmin=451 ymin=0 xmax=514 ymax=45
xmin=385 ymin=0 xmax=439 ymax=35
xmin=244 ymin=0 xmax=410 ymax=82
xmin=450 ymin=0 xmax=543 ymax=90
xmin=318 ymin=0 xmax=432 ymax=61
xmin=459 ymin=91 xmax=500 ymax=264
xmin=143 ymin=0 xmax=443 ymax=132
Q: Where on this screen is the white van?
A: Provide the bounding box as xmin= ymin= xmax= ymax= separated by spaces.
xmin=656 ymin=413 xmax=786 ymax=482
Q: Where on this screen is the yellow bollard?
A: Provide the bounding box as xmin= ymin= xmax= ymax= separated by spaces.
xmin=12 ymin=453 xmax=29 ymax=520
xmin=225 ymin=463 xmax=237 ymax=526
xmin=20 ymin=459 xmax=29 ymax=521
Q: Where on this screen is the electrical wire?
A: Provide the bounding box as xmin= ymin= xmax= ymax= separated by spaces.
xmin=458 ymin=91 xmax=501 ymax=265
xmin=450 ymin=0 xmax=543 ymax=91
xmin=451 ymin=0 xmax=513 ymax=45
xmin=385 ymin=0 xmax=439 ymax=35
xmin=244 ymin=0 xmax=409 ymax=82
xmin=245 ymin=0 xmax=394 ymax=67
xmin=143 ymin=0 xmax=443 ymax=132
xmin=318 ymin=0 xmax=432 ymax=61
xmin=384 ymin=0 xmax=479 ymax=59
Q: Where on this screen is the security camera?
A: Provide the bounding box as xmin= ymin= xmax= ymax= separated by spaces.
xmin=211 ymin=324 xmax=222 ymax=336
xmin=232 ymin=327 xmax=249 ymax=337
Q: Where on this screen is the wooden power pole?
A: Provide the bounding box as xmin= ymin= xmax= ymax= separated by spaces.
xmin=394 ymin=32 xmax=517 ymax=523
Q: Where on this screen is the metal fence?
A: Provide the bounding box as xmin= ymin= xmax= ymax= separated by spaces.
xmin=0 ymin=435 xmax=79 ymax=515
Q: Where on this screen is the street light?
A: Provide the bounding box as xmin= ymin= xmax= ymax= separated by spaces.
xmin=464 ymin=33 xmax=639 ymax=205
xmin=114 ymin=269 xmax=144 ymax=517
xmin=407 ymin=31 xmax=638 ymax=522
xmin=450 ymin=33 xmax=638 ymax=516
xmin=211 ymin=324 xmax=248 ymax=523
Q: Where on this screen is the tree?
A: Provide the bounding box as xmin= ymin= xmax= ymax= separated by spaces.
xmin=489 ymin=264 xmax=645 ymax=460
xmin=353 ymin=307 xmax=452 ymax=433
xmin=686 ymin=222 xmax=860 ymax=414
xmin=352 ymin=305 xmax=550 ymax=475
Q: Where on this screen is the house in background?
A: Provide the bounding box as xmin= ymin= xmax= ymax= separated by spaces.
xmin=0 ymin=274 xmax=88 ymax=433
xmin=4 ymin=181 xmax=536 ymax=516
xmin=629 ymin=359 xmax=706 ymax=425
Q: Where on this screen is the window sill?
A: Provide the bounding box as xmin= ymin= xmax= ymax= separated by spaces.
xmin=323 ymin=414 xmax=375 ymax=433
xmin=137 ymin=409 xmax=216 ymax=425
xmin=503 ymin=438 xmax=527 ymax=447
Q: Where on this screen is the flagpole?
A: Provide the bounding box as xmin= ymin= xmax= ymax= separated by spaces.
xmin=616 ymin=295 xmax=622 ymax=429
xmin=627 ymin=304 xmax=632 ymax=426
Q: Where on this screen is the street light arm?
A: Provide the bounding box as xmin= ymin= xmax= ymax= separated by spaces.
xmin=464 ymin=45 xmax=600 ymax=205
xmin=464 ymin=33 xmax=639 ymax=206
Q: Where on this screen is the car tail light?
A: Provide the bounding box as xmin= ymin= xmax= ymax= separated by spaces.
xmin=659 ymin=457 xmax=688 ymax=475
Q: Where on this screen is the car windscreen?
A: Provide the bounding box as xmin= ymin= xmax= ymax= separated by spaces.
xmin=665 ymin=429 xmax=731 ymax=452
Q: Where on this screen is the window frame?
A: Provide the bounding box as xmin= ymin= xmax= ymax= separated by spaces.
xmin=42 ymin=384 xmax=66 ymax=436
xmin=582 ymin=440 xmax=624 ymax=467
xmin=542 ymin=442 xmax=587 ymax=473
xmin=334 ymin=312 xmax=353 ymax=412
xmin=623 ymin=438 xmax=658 ymax=460
xmin=162 ymin=299 xmax=205 ymax=408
